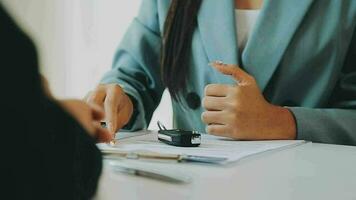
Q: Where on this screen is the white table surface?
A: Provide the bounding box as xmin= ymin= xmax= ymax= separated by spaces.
xmin=96 ymin=137 xmax=356 ymax=200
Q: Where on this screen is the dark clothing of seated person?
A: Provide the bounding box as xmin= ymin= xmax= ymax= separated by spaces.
xmin=0 ymin=5 xmax=103 ymax=200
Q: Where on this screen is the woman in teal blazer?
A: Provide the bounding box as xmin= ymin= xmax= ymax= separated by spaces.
xmin=87 ymin=0 xmax=356 ymax=145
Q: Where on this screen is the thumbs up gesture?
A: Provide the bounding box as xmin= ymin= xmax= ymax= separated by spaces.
xmin=201 ymin=62 xmax=296 ymax=140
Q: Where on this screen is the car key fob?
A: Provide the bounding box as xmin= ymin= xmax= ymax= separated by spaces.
xmin=157 ymin=121 xmax=201 ymax=147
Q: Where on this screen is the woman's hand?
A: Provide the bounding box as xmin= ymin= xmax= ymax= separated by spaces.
xmin=85 ymin=84 xmax=133 ymax=135
xmin=201 ymin=62 xmax=296 ymax=140
xmin=59 ymin=100 xmax=112 ymax=142
xmin=41 ymin=76 xmax=111 ymax=142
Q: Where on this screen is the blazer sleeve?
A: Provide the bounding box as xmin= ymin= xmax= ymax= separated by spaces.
xmin=100 ymin=0 xmax=164 ymax=131
xmin=289 ymin=28 xmax=356 ymax=146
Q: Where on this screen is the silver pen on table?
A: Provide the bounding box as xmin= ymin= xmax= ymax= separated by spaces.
xmin=109 ymin=162 xmax=192 ymax=183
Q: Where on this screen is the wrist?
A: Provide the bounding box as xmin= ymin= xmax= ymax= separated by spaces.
xmin=268 ymin=105 xmax=297 ymax=140
xmin=122 ymin=93 xmax=137 ymax=129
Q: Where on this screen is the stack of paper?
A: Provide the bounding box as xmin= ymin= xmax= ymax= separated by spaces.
xmin=98 ymin=131 xmax=306 ymax=164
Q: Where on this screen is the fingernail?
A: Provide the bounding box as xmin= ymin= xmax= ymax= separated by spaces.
xmin=109 ymin=139 xmax=116 ymax=146
xmin=209 ymin=60 xmax=224 ymax=66
xmin=107 ymin=122 xmax=115 ymax=134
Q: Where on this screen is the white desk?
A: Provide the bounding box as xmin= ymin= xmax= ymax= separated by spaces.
xmin=96 ymin=140 xmax=356 ymax=200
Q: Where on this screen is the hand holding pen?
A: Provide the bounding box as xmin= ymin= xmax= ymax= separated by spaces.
xmin=59 ymin=100 xmax=112 ymax=142
xmin=85 ymin=84 xmax=134 ymax=141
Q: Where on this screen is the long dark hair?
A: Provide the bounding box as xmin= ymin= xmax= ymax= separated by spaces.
xmin=160 ymin=0 xmax=202 ymax=101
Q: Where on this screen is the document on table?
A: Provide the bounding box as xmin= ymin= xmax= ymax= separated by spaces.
xmin=98 ymin=131 xmax=306 ymax=164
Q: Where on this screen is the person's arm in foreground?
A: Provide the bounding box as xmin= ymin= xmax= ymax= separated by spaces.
xmin=0 ymin=5 xmax=110 ymax=199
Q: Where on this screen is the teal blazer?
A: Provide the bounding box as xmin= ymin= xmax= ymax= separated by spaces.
xmin=101 ymin=0 xmax=356 ymax=145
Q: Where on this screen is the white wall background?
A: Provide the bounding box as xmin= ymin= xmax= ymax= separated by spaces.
xmin=1 ymin=0 xmax=172 ymax=129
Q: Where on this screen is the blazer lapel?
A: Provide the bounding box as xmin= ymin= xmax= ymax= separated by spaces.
xmin=242 ymin=0 xmax=315 ymax=91
xmin=197 ymin=0 xmax=239 ymax=66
